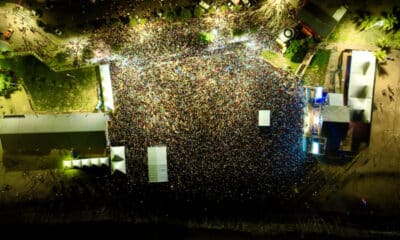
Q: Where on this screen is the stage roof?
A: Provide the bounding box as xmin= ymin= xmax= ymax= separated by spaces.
xmin=322 ymin=105 xmax=350 ymax=123
xmin=347 ymin=51 xmax=376 ymax=123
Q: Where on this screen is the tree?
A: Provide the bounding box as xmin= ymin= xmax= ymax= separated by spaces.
xmin=376 ymin=38 xmax=390 ymax=51
xmin=55 ymin=51 xmax=68 ymax=63
xmin=374 ymin=49 xmax=387 ymax=63
xmin=255 ymin=0 xmax=300 ymax=29
xmin=380 ymin=13 xmax=398 ymax=32
xmin=357 ymin=14 xmax=379 ymax=31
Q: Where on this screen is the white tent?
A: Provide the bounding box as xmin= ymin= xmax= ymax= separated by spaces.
xmin=347 ymin=51 xmax=376 ymax=123
xmin=63 ymin=157 xmax=110 ymax=169
xmin=327 ymin=93 xmax=344 ymax=106
xmin=322 ymin=105 xmax=350 ymax=123
xmin=110 ymin=146 xmax=126 ymax=174
xmin=99 ymin=64 xmax=115 ymax=112
xmin=148 ymin=146 xmax=168 ymax=183
xmin=258 ymin=110 xmax=271 ymax=126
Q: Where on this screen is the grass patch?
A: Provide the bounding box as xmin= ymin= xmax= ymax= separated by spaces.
xmin=328 ymin=14 xmax=384 ymax=46
xmin=260 ymin=50 xmax=300 ymax=73
xmin=303 ymin=49 xmax=331 ymax=86
xmin=0 ymin=56 xmax=98 ymax=112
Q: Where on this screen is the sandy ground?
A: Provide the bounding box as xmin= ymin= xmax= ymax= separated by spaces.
xmin=316 ymin=48 xmax=400 ymax=216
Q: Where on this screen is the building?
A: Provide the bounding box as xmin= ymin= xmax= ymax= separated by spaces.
xmin=297 ymin=1 xmax=347 ymax=39
xmin=0 ymin=113 xmax=108 ymax=171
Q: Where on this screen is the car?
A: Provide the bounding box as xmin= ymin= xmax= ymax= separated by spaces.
xmin=3 ymin=29 xmax=14 ymax=40
xmin=276 ymin=28 xmax=295 ymax=53
xmin=54 ymin=28 xmax=62 ymax=36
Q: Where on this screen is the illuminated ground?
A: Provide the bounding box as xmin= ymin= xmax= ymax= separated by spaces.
xmin=0 ymin=0 xmax=399 ymax=237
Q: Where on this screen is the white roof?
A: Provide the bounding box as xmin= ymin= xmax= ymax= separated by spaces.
xmin=0 ymin=113 xmax=107 ymax=134
xmin=328 ymin=93 xmax=344 ymax=106
xmin=148 ymin=146 xmax=168 ymax=183
xmin=110 ymin=146 xmax=126 ymax=174
xmin=99 ymin=64 xmax=115 ymax=112
xmin=347 ymin=51 xmax=376 ymax=123
xmin=348 ymin=97 xmax=372 ymax=123
xmin=348 ymin=51 xmax=375 ymax=99
xmin=63 ymin=157 xmax=110 ymax=169
xmin=258 ymin=110 xmax=270 ymax=126
xmin=322 ymin=105 xmax=350 ymax=123
xmin=332 ymin=6 xmax=347 ymax=22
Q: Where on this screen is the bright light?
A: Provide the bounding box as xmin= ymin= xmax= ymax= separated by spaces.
xmin=245 ymin=40 xmax=256 ymax=50
xmin=212 ymin=28 xmax=218 ymax=37
xmin=374 ymin=20 xmax=384 ymax=27
xmin=313 ymin=115 xmax=319 ymax=125
xmin=315 ymin=87 xmax=323 ymax=100
xmin=63 ymin=160 xmax=72 ymax=169
xmin=311 ymin=141 xmax=319 ymax=154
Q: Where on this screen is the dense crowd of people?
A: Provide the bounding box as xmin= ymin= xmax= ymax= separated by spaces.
xmin=101 ymin=12 xmax=308 ymax=204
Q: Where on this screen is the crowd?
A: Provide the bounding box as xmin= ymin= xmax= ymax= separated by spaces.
xmin=103 ymin=12 xmax=308 ymax=203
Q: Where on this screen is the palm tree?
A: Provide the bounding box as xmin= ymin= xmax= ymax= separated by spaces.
xmin=374 ymin=49 xmax=387 ymax=63
xmin=380 ymin=13 xmax=398 ymax=32
xmin=358 ymin=15 xmax=379 ymax=31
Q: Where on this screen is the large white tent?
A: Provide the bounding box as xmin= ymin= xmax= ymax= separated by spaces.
xmin=147 ymin=146 xmax=168 ymax=183
xmin=99 ymin=64 xmax=115 ymax=112
xmin=258 ymin=110 xmax=271 ymax=126
xmin=347 ymin=51 xmax=376 ymax=123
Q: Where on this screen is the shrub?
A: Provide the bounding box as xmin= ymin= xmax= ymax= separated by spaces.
xmin=194 ymin=6 xmax=205 ymax=17
xmin=180 ymin=8 xmax=192 ymax=20
xmin=219 ymin=5 xmax=229 ymax=13
xmin=164 ymin=10 xmax=176 ymax=22
xmin=138 ymin=18 xmax=148 ymax=25
xmin=0 ymin=73 xmax=18 ymax=96
xmin=129 ymin=18 xmax=138 ymax=27
xmin=82 ymin=47 xmax=94 ymax=60
xmin=199 ymin=31 xmax=214 ymax=44
xmin=232 ymin=28 xmax=245 ymax=36
xmin=285 ymin=39 xmax=308 ymax=63
xmin=55 ymin=51 xmax=68 ymax=63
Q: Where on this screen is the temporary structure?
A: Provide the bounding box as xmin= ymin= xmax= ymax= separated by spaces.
xmin=110 ymin=146 xmax=126 ymax=174
xmin=99 ymin=64 xmax=115 ymax=112
xmin=147 ymin=146 xmax=168 ymax=183
xmin=258 ymin=110 xmax=270 ymax=126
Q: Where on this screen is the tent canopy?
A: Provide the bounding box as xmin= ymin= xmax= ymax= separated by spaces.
xmin=99 ymin=64 xmax=115 ymax=112
xmin=148 ymin=146 xmax=168 ymax=183
xmin=111 ymin=146 xmax=126 ymax=174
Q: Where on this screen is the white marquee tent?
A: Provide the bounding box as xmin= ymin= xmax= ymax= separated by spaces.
xmin=148 ymin=146 xmax=168 ymax=183
xmin=99 ymin=64 xmax=115 ymax=112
